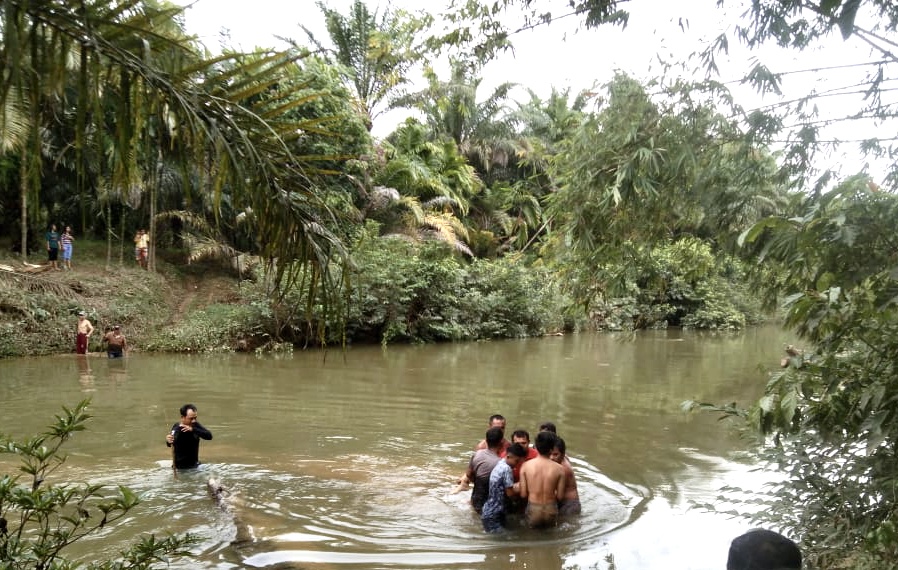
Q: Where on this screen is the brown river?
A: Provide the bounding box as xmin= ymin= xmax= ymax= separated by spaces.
xmin=0 ymin=325 xmax=792 ymax=570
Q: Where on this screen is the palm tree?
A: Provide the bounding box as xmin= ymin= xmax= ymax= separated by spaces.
xmin=301 ymin=0 xmax=425 ymax=128
xmin=392 ymin=60 xmax=519 ymax=178
xmin=365 ymin=120 xmax=479 ymax=255
xmin=1 ymin=1 xmax=348 ymax=301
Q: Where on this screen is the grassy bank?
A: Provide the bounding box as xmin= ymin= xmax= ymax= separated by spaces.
xmin=0 ymin=239 xmax=238 ymax=358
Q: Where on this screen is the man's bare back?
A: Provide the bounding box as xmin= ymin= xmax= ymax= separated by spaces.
xmin=520 ymin=454 xmax=564 ymax=528
xmin=520 ymin=456 xmax=565 ymax=504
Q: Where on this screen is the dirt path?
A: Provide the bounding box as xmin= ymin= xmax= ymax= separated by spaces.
xmin=167 ymin=273 xmax=238 ymax=325
xmin=168 ymin=275 xmax=199 ymax=325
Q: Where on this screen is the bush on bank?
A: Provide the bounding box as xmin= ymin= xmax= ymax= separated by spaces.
xmin=232 ymin=228 xmax=575 ymax=348
xmin=579 ymin=237 xmax=763 ymax=331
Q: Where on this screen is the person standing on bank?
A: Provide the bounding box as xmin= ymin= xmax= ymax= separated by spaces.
xmin=135 ymin=229 xmax=149 ymax=269
xmin=166 ymin=404 xmax=213 ymax=469
xmin=46 ymin=224 xmax=60 ymax=270
xmin=61 ymin=226 xmax=74 ymax=270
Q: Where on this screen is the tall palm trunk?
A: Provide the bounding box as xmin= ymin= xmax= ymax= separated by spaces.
xmin=119 ymin=211 xmax=126 ymax=266
xmin=149 ymin=150 xmax=161 ymax=273
xmin=105 ymin=200 xmax=113 ymax=270
xmin=19 ymin=153 xmax=28 ymax=260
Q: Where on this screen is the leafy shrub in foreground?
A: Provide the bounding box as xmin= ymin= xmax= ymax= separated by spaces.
xmin=0 ymin=400 xmax=195 ymax=568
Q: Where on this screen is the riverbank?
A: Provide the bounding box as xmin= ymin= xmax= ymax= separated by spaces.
xmin=0 ymin=240 xmax=241 ymax=358
xmin=0 ymin=236 xmax=571 ymax=358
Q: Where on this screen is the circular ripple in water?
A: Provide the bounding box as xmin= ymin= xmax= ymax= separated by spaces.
xmin=227 ymin=453 xmax=647 ymax=568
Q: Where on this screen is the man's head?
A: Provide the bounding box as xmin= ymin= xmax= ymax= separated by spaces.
xmin=180 ymin=404 xmax=198 ymax=425
xmin=550 ymin=436 xmax=567 ymax=463
xmin=485 ymin=426 xmax=505 ymax=450
xmin=113 ymin=324 xmax=121 ymax=331
xmin=726 ymin=529 xmax=801 ymax=570
xmin=488 ymin=414 xmax=506 ymax=432
xmin=77 ymin=311 xmax=86 ymax=320
xmin=534 ymin=430 xmax=558 ymax=456
xmin=504 ymin=443 xmax=527 ymax=467
xmin=539 ymin=421 xmax=557 ymax=434
xmin=511 ymin=429 xmax=531 ymax=448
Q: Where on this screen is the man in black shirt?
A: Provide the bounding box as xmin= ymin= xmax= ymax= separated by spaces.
xmin=166 ymin=403 xmax=213 ymax=469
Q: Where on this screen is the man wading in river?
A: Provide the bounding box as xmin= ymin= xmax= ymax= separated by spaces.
xmin=519 ymin=431 xmax=565 ymax=528
xmin=166 ymin=403 xmax=213 ymax=469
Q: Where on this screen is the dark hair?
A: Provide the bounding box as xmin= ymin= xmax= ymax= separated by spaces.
xmin=534 ymin=430 xmax=558 ymax=455
xmin=506 ymin=443 xmax=527 ymax=458
xmin=180 ymin=403 xmax=197 ymax=417
xmin=485 ymin=426 xmax=505 ymax=448
xmin=554 ymin=436 xmax=567 ymax=456
xmin=488 ymin=414 xmax=506 ymax=424
xmin=511 ymin=429 xmax=530 ymax=441
xmin=539 ymin=421 xmax=557 ymax=433
xmin=726 ymin=529 xmax=801 ymax=570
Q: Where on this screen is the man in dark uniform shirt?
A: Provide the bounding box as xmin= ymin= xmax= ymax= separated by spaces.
xmin=165 ymin=403 xmax=213 ymax=469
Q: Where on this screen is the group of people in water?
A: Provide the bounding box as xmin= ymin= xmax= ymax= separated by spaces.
xmin=459 ymin=414 xmax=803 ymax=570
xmin=460 ymin=414 xmax=579 ymax=533
xmin=161 ymin=405 xmax=801 ymax=568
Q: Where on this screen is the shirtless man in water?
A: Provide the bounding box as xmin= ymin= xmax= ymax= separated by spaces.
xmin=550 ymin=436 xmax=581 ymax=516
xmin=75 ymin=312 xmax=94 ymax=354
xmin=102 ymin=325 xmax=127 ymax=358
xmin=519 ymin=430 xmax=565 ymax=528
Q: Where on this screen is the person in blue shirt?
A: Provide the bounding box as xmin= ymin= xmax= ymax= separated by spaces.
xmin=481 ymin=443 xmax=527 ymax=533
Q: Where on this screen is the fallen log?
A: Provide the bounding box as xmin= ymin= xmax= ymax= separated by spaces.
xmin=207 ymin=477 xmax=256 ymax=546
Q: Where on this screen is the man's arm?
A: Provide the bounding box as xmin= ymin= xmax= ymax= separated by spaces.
xmin=555 ymin=467 xmax=566 ymax=500
xmin=464 ymin=454 xmax=476 ymax=483
xmin=86 ymin=321 xmax=94 ymax=336
xmin=519 ymin=468 xmax=529 ymax=500
xmin=503 ymin=470 xmax=517 ymax=498
xmin=192 ymin=422 xmax=213 ymax=440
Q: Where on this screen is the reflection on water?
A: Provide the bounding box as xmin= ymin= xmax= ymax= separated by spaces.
xmin=0 ymin=326 xmax=792 ymax=569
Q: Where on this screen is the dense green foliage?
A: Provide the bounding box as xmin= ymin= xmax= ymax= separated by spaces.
xmin=3 ymin=0 xmax=898 ymax=568
xmin=728 ymin=180 xmax=898 ymax=569
xmin=0 ymin=401 xmax=195 ymax=568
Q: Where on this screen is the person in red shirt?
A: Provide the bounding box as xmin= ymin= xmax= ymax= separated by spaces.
xmin=510 ymin=429 xmax=540 ymax=482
